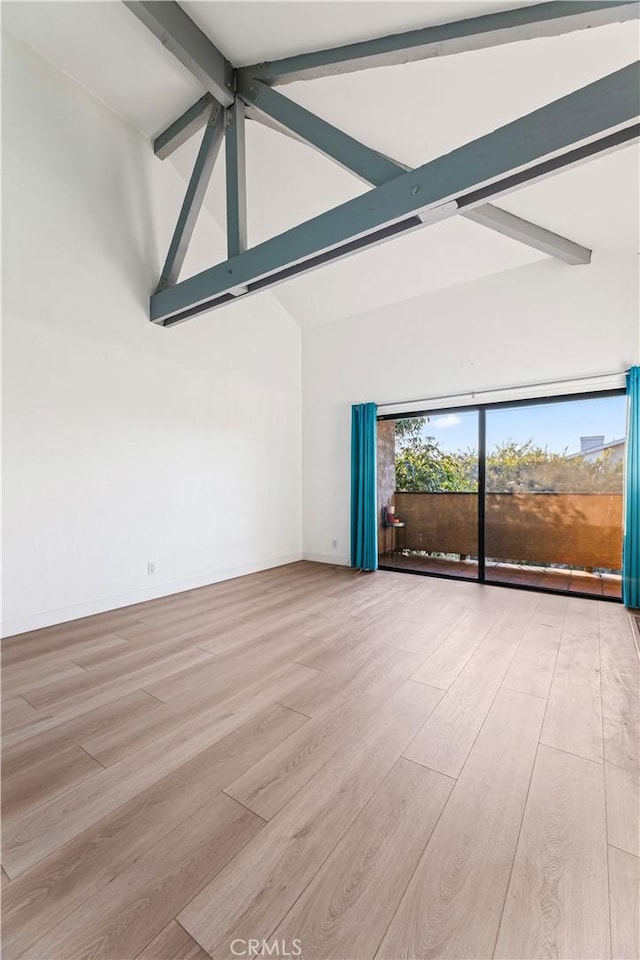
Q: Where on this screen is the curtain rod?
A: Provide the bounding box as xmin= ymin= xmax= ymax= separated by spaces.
xmin=376 ymin=370 xmax=628 ymax=410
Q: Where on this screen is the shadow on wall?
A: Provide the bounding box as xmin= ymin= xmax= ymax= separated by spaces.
xmin=3 ymin=31 xmax=160 ymax=319
xmin=72 ymin=112 xmax=160 ymax=316
xmin=115 ymin=132 xmax=162 ymax=311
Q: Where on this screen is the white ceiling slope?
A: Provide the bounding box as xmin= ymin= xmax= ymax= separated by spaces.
xmin=3 ymin=1 xmax=639 ymax=329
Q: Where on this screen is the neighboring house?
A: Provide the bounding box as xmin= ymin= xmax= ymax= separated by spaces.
xmin=568 ymin=435 xmax=626 ymax=464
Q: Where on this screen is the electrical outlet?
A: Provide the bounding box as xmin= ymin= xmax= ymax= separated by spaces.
xmin=147 ymin=562 xmax=155 ymax=575
xmin=332 ymin=539 xmax=338 ymax=550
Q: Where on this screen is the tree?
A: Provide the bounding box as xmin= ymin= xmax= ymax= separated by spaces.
xmin=395 ymin=417 xmax=428 ymax=444
xmin=394 ymin=418 xmax=623 ymax=493
xmin=487 ymin=439 xmax=557 ymax=492
xmin=395 ymin=418 xmax=477 ymax=492
xmin=486 ymin=439 xmax=623 ymax=492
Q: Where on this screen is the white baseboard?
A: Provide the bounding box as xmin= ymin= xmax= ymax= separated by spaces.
xmin=1 ymin=553 xmax=303 ymax=638
xmin=303 ymin=552 xmax=351 ymax=567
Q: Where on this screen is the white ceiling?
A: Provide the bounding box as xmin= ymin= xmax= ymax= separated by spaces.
xmin=183 ymin=1 xmax=541 ymax=66
xmin=3 ymin=1 xmax=639 ymax=328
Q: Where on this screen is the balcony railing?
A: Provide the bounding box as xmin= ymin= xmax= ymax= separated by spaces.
xmin=391 ymin=491 xmax=622 ymax=570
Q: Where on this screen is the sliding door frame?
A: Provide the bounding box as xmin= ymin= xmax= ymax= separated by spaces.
xmin=478 ymin=406 xmax=486 ymax=585
xmin=377 ymin=387 xmax=626 ymax=602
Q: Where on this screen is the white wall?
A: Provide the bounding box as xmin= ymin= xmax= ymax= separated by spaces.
xmin=2 ymin=33 xmax=302 ymax=636
xmin=302 ymin=254 xmax=639 ymax=565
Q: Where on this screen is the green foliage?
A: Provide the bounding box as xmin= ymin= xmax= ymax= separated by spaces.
xmin=487 ymin=439 xmax=623 ymax=492
xmin=395 ymin=418 xmax=477 ymax=492
xmin=487 ymin=439 xmax=557 ymax=492
xmin=394 ymin=417 xmax=427 ymax=443
xmin=394 ymin=419 xmax=623 ymax=494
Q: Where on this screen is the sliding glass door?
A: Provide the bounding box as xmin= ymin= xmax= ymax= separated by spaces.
xmin=377 ymin=410 xmax=480 ymax=580
xmin=378 ymin=390 xmax=625 ymax=599
xmin=484 ymin=393 xmax=625 ymax=597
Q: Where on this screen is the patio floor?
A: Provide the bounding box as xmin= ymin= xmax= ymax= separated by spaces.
xmin=379 ymin=552 xmax=622 ymax=598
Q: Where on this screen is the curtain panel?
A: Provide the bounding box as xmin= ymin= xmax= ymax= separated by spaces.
xmin=623 ymin=366 xmax=639 ymax=608
xmin=351 ymin=403 xmax=378 ymax=571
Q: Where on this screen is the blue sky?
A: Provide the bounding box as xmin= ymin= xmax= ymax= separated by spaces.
xmin=413 ymin=394 xmax=627 ymax=455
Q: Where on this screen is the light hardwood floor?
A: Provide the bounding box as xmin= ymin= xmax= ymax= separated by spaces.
xmin=1 ymin=562 xmax=638 ymax=960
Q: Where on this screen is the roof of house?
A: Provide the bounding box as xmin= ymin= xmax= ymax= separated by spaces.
xmin=568 ymin=437 xmax=626 ymax=459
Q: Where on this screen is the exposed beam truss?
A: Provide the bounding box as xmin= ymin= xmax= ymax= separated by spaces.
xmin=154 ymin=93 xmax=216 ymax=159
xmin=238 ymin=77 xmax=592 ymax=265
xmin=237 ymin=0 xmax=639 ymax=86
xmin=124 ymin=1 xmax=234 ymax=106
xmin=123 ymin=0 xmax=640 ymax=326
xmin=237 ymin=76 xmax=403 ymax=187
xmin=225 ymin=99 xmax=248 ymax=259
xmin=150 ymin=63 xmax=639 ymax=324
xmin=461 ymin=204 xmax=591 ymax=265
xmin=156 ymin=102 xmax=224 ymax=292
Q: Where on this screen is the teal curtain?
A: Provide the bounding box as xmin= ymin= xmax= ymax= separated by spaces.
xmin=623 ymin=366 xmax=640 ymax=608
xmin=351 ymin=403 xmax=378 ymax=570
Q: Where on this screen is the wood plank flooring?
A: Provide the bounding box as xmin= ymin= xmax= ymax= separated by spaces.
xmin=1 ymin=562 xmax=638 ymax=960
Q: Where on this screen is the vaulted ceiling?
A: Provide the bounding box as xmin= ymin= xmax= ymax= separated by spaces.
xmin=4 ymin=1 xmax=639 ymax=327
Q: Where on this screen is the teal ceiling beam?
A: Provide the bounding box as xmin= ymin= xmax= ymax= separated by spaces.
xmin=237 ymin=77 xmax=403 ymax=186
xmin=156 ymin=102 xmax=225 ymax=292
xmin=462 ymin=204 xmax=591 ymax=265
xmin=124 ymin=1 xmax=234 ymax=106
xmin=154 ymin=93 xmax=217 ymax=159
xmin=239 ymin=79 xmax=592 ymax=264
xmin=150 ymin=62 xmax=640 ymax=325
xmin=150 ymin=0 xmax=639 ymax=149
xmin=237 ymin=1 xmax=639 ymax=86
xmin=225 ymin=99 xmax=248 ymax=259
